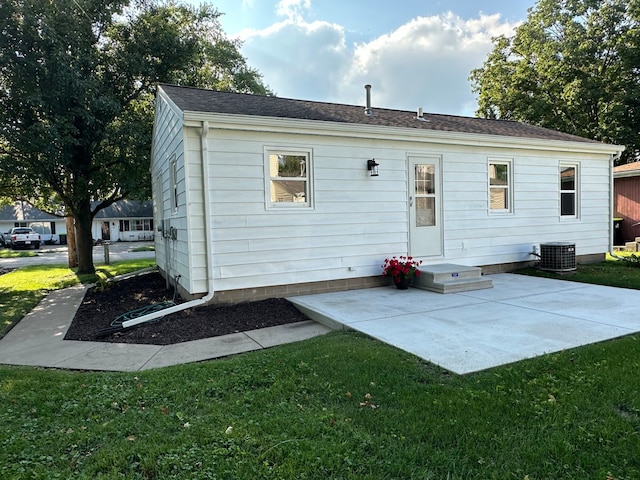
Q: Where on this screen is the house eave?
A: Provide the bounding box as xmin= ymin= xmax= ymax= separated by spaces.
xmin=180 ymin=110 xmax=624 ymax=155
xmin=614 ymin=170 xmax=640 ymax=179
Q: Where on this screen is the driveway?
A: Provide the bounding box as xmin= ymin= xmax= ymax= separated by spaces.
xmin=1 ymin=241 xmax=155 ymax=268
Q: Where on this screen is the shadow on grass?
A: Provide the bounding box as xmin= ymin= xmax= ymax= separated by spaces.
xmin=0 ymin=249 xmax=38 ymax=259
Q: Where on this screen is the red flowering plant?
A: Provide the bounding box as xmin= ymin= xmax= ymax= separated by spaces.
xmin=381 ymin=256 xmax=423 ymax=285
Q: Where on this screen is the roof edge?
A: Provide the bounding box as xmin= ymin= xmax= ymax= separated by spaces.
xmin=181 ymin=110 xmax=625 ymax=156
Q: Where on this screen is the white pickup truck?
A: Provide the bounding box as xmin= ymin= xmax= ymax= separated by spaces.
xmin=6 ymin=227 xmax=41 ymax=250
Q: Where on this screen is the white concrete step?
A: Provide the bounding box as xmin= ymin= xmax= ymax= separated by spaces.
xmin=415 ymin=263 xmax=493 ymax=294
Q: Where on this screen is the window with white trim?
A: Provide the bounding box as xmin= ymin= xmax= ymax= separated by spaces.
xmin=265 ymin=149 xmax=312 ymax=208
xmin=488 ymin=158 xmax=513 ymax=213
xmin=560 ymin=163 xmax=578 ymax=218
xmin=120 ymin=219 xmax=154 ymax=231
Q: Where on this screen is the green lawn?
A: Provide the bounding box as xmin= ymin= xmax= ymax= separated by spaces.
xmin=517 ymin=253 xmax=640 ymax=290
xmin=0 ymin=258 xmax=639 ymax=478
xmin=130 ymin=245 xmax=155 ymax=252
xmin=0 ymin=248 xmax=38 ymax=258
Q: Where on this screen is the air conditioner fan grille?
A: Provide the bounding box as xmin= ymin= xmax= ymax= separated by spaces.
xmin=539 ymin=242 xmax=576 ymax=272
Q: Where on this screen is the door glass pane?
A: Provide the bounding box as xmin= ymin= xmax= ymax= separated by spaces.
xmin=415 ymin=165 xmax=435 ymax=195
xmin=416 ymin=197 xmax=435 ymax=227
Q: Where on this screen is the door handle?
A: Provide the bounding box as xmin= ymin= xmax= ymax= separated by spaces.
xmin=409 ymin=196 xmax=413 ymax=207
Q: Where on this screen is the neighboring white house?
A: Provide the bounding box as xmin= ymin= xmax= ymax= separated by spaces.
xmin=151 ymin=84 xmax=624 ymax=303
xmin=91 ymin=200 xmax=154 ymax=242
xmin=0 ymin=200 xmax=153 ymax=244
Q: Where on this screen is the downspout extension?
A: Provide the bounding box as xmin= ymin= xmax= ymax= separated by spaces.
xmin=102 ymin=121 xmax=215 ymax=334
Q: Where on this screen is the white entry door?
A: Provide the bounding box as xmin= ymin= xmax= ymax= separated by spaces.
xmin=408 ymin=155 xmax=443 ymax=257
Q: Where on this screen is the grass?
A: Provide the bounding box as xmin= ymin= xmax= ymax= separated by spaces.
xmin=1 ymin=332 xmax=639 ymax=479
xmin=0 ymin=248 xmax=38 ymax=258
xmin=0 ymin=259 xmax=155 ymax=339
xmin=516 ymin=253 xmax=640 ymax=290
xmin=0 ymin=256 xmax=639 ymax=478
xmin=130 ymin=245 xmax=155 ymax=252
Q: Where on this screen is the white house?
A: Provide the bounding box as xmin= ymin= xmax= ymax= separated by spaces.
xmin=91 ymin=200 xmax=154 ymax=242
xmin=0 ymin=200 xmax=153 ymax=245
xmin=151 ymin=84 xmax=623 ymax=303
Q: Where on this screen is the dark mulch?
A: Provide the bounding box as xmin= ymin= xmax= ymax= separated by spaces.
xmin=64 ymin=271 xmax=311 ymax=345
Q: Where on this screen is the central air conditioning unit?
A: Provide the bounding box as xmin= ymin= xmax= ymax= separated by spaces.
xmin=539 ymin=242 xmax=576 ymax=272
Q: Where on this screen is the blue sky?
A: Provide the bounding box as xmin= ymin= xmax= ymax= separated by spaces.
xmin=184 ymin=0 xmax=535 ymax=116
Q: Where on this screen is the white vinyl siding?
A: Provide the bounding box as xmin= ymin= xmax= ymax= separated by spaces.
xmin=443 ymin=150 xmax=606 ymax=266
xmin=191 ymin=131 xmax=406 ymax=293
xmin=188 ymin=130 xmax=608 ymax=293
xmin=150 ymin=92 xmax=193 ymax=294
xmin=183 ymin=131 xmax=610 ymax=294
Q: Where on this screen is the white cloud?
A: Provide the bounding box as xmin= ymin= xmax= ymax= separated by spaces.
xmin=276 ymin=0 xmax=311 ymax=20
xmin=342 ymin=13 xmax=519 ymax=115
xmin=238 ymin=17 xmax=351 ymax=102
xmin=238 ymin=6 xmax=519 ymax=116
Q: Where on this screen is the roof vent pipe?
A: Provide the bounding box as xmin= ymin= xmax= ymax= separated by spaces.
xmin=364 ymin=84 xmax=372 ymax=116
xmin=417 ymin=107 xmax=424 ymax=120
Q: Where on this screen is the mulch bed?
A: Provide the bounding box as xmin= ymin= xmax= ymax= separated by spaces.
xmin=64 ymin=271 xmax=311 ymax=345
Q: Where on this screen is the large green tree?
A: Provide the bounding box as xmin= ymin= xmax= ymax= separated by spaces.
xmin=0 ymin=0 xmax=270 ymax=273
xmin=470 ymin=0 xmax=640 ymax=162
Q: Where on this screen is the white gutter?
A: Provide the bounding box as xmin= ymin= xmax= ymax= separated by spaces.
xmin=118 ymin=121 xmax=215 ymax=330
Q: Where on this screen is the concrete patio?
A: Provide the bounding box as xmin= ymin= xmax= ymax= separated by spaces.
xmin=289 ymin=273 xmax=640 ymax=374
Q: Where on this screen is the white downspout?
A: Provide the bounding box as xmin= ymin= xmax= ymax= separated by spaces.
xmin=119 ymin=121 xmax=215 ymax=330
xmin=609 ymin=151 xmax=623 ymax=253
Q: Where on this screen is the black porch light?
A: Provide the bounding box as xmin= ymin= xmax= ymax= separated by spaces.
xmin=367 ymin=159 xmax=379 ymax=177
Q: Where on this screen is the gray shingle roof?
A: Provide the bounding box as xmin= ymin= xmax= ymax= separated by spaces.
xmin=160 ymin=84 xmax=601 ymax=144
xmin=0 ymin=203 xmax=59 ymax=222
xmin=92 ymin=200 xmax=152 ymax=219
xmin=0 ymin=200 xmax=152 ymax=222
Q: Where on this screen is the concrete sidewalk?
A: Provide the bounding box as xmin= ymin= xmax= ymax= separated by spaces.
xmin=0 ymin=285 xmax=331 ymax=371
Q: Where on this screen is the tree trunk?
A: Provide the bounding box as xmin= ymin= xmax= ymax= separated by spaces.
xmin=74 ymin=200 xmax=95 ymax=275
xmin=65 ymin=216 xmax=78 ymax=269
